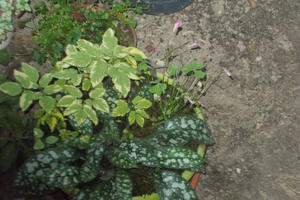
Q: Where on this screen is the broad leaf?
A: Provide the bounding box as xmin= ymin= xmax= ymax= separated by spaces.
xmin=52 ymin=69 xmax=78 ymax=80
xmin=39 ymin=73 xmax=53 ymax=88
xmin=77 ymin=39 xmax=101 ymax=57
xmin=43 ymin=84 xmax=62 ymax=95
xmin=127 ymin=47 xmax=147 ymax=59
xmin=147 ymin=115 xmax=214 ymax=146
xmin=68 ymin=113 xmax=93 ymax=135
xmin=153 ymin=170 xmax=197 ymax=200
xmin=46 ymin=136 xmax=59 ymax=144
xmin=39 ymin=165 xmax=80 ymax=188
xmin=115 ymin=170 xmax=133 ymax=200
xmin=63 ymin=101 xmax=82 ymax=116
xmin=20 ymin=90 xmax=34 ymax=111
xmin=74 ymin=110 xmax=88 ymax=125
xmin=83 ymin=105 xmax=98 ymax=125
xmin=82 ymin=78 xmax=91 ymax=91
xmin=156 ymin=147 xmax=203 ymax=169
xmin=39 ymin=96 xmax=55 ymax=112
xmin=22 ymin=63 xmax=39 ymax=83
xmin=57 ymin=95 xmax=76 ymax=107
xmin=92 ymin=98 xmax=109 ymax=113
xmin=132 ymin=96 xmax=152 ymax=110
xmin=100 ymin=28 xmax=118 ymax=57
xmin=89 ymin=87 xmax=105 ymax=99
xmin=108 ymin=62 xmax=139 ymax=97
xmin=63 ymin=49 xmax=92 ymax=68
xmin=14 ymin=70 xmax=38 ymax=89
xmin=90 ymin=59 xmax=108 ymax=87
xmin=34 ymin=128 xmax=44 ymax=138
xmin=0 ymin=82 xmax=22 ymax=96
xmin=65 ymin=85 xmax=83 ymax=98
xmin=106 ymin=148 xmax=138 ymax=168
xmin=112 ymin=100 xmax=130 ymax=117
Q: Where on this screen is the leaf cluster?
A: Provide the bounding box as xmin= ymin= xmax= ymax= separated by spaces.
xmin=32 ymin=0 xmax=138 ymax=64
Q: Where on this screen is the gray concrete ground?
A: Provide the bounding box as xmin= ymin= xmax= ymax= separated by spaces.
xmin=136 ymin=0 xmax=300 ymax=199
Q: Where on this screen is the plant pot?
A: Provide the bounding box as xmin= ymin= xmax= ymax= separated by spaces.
xmin=131 ymin=0 xmax=193 ymax=15
xmin=0 ymin=32 xmax=13 ymax=50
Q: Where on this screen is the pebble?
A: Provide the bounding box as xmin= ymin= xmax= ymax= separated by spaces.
xmin=236 ymin=168 xmax=242 ymax=174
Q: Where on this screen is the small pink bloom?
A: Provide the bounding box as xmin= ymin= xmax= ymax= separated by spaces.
xmin=187 ymin=98 xmax=195 ymax=105
xmin=145 ymin=45 xmax=157 ymax=53
xmin=189 ymin=42 xmax=200 ymax=49
xmin=173 ymin=22 xmax=182 ymax=33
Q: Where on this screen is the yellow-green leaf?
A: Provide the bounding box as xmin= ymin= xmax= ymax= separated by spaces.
xmin=39 ymin=96 xmax=55 ymax=112
xmin=0 ymin=82 xmax=22 ymax=96
xmin=65 ymin=86 xmax=83 ymax=98
xmin=63 ymin=101 xmax=82 ymax=116
xmin=57 ymin=95 xmax=76 ymax=107
xmin=46 ymin=136 xmax=59 ymax=144
xmin=77 ymin=39 xmax=101 ymax=57
xmin=112 ymin=100 xmax=130 ymax=117
xmin=83 ymin=105 xmax=98 ymax=125
xmin=39 ymin=73 xmax=52 ymax=88
xmin=74 ymin=110 xmax=88 ymax=125
xmin=127 ymin=47 xmax=147 ymax=59
xmin=128 ymin=111 xmax=136 ymax=125
xmin=89 ymin=87 xmax=105 ymax=99
xmin=20 ymin=90 xmax=34 ymax=111
xmin=132 ymin=96 xmax=152 ymax=110
xmin=22 ymin=63 xmax=39 ymax=83
xmin=92 ymin=98 xmax=109 ymax=113
xmin=43 ymin=84 xmax=62 ymax=95
xmin=90 ymin=60 xmax=108 ymax=87
xmin=14 ymin=70 xmax=38 ymax=89
xmin=46 ymin=116 xmax=58 ymax=132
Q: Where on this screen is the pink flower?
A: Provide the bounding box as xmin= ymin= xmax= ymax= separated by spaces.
xmin=185 ymin=97 xmax=195 ymax=105
xmin=189 ymin=42 xmax=200 ymax=49
xmin=145 ymin=45 xmax=157 ymax=53
xmin=173 ymin=22 xmax=182 ymax=33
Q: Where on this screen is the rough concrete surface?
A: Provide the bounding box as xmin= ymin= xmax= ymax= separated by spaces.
xmin=135 ymin=0 xmax=300 ymax=199
xmin=1 ymin=0 xmax=299 ymax=199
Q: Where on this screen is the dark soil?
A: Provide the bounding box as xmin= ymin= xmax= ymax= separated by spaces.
xmin=1 ymin=0 xmax=299 ymax=199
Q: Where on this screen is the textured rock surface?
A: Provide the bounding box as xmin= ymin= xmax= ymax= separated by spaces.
xmin=136 ymin=0 xmax=300 ymax=199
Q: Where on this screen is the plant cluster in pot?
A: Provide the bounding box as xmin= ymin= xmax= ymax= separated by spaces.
xmin=0 ymin=29 xmax=214 ymax=200
xmin=31 ymin=0 xmax=138 ymax=65
xmin=0 ymin=0 xmax=31 ymax=50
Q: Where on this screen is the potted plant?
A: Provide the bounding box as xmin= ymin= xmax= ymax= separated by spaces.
xmin=32 ymin=0 xmax=138 ymax=64
xmin=0 ymin=29 xmax=214 ymax=199
xmin=0 ymin=0 xmax=31 ymax=49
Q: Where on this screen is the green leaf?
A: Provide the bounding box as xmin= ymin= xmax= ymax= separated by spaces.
xmin=147 ymin=115 xmax=215 ymax=146
xmin=92 ymin=98 xmax=109 ymax=113
xmin=83 ymin=105 xmax=98 ymax=125
xmin=128 ymin=111 xmax=136 ymax=125
xmin=114 ymin=46 xmax=128 ymax=58
xmin=40 ymin=165 xmax=80 ymax=188
xmin=43 ymin=84 xmax=62 ymax=95
xmin=46 ymin=117 xmax=58 ymax=132
xmin=63 ymin=101 xmax=82 ymax=116
xmin=89 ymin=87 xmax=105 ymax=99
xmin=46 ymin=136 xmax=59 ymax=144
xmin=32 ymin=92 xmax=42 ymax=100
xmin=39 ymin=73 xmax=53 ymax=88
xmin=136 ymin=110 xmax=150 ymax=119
xmin=65 ymin=86 xmax=83 ymax=98
xmin=82 ymin=78 xmax=91 ymax=91
xmin=115 ymin=170 xmax=133 ymax=200
xmin=57 ymin=95 xmax=76 ymax=107
xmin=127 ymin=47 xmax=147 ymax=59
xmin=194 ymin=70 xmax=206 ymax=79
xmin=62 ymin=50 xmax=92 ymax=68
xmin=168 ymin=65 xmax=180 ymax=76
xmin=52 ymin=69 xmax=78 ymax=80
xmin=100 ymin=28 xmax=118 ymax=57
xmin=106 ymin=148 xmax=138 ymax=168
xmin=77 ymin=39 xmax=101 ymax=57
xmin=66 ymin=44 xmax=77 ymax=56
xmin=68 ymin=113 xmax=93 ymax=135
xmin=0 ymin=82 xmax=22 ymax=96
xmin=149 ymin=83 xmax=167 ymax=96
xmin=22 ymin=63 xmax=39 ymax=83
xmin=112 ymin=100 xmax=130 ymax=117
xmin=14 ymin=70 xmax=38 ymax=89
xmin=74 ymin=110 xmax=88 ymax=125
xmin=34 ymin=128 xmax=44 ymax=138
xmin=39 ymin=96 xmax=55 ymax=112
xmin=33 ymin=139 xmax=45 ymax=150
xmin=90 ymin=59 xmax=108 ymax=87
xmin=156 ymin=147 xmax=203 ymax=169
xmin=153 ymin=170 xmax=197 ymax=200
xmin=132 ymin=96 xmax=152 ymax=109
xmin=70 ymin=74 xmax=83 ymax=86
xmin=107 ymin=62 xmax=139 ymax=97
xmin=20 ymin=90 xmax=34 ymax=111
xmin=135 ymin=113 xmax=145 ymax=127
xmin=183 ymin=61 xmax=205 ymax=73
